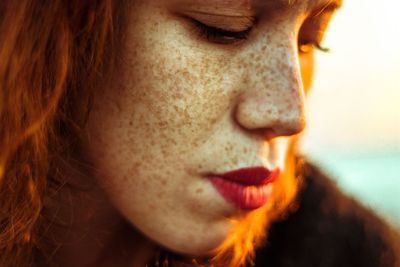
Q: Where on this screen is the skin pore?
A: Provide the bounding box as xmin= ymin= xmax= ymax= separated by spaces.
xmin=47 ymin=0 xmax=340 ymax=266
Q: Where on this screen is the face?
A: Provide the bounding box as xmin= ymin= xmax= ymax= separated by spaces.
xmin=84 ymin=0 xmax=339 ymax=257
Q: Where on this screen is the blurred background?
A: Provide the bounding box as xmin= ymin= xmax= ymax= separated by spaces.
xmin=301 ymin=0 xmax=400 ymax=227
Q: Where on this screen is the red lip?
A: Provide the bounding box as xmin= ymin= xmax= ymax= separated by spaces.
xmin=209 ymin=167 xmax=280 ymax=210
xmin=213 ymin=167 xmax=279 ymax=185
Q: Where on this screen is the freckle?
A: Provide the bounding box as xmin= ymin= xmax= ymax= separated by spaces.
xmin=160 ymin=179 xmax=167 ymax=186
xmin=232 ymin=156 xmax=238 ymax=166
xmin=286 ymin=103 xmax=294 ymax=109
xmin=129 ymin=121 xmax=133 ymax=126
xmin=195 ymin=188 xmax=203 ymax=194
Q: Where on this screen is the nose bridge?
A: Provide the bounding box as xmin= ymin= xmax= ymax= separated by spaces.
xmin=235 ymin=33 xmax=306 ymax=137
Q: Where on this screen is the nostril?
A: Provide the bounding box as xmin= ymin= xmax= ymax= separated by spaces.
xmin=243 ymin=128 xmax=278 ymax=140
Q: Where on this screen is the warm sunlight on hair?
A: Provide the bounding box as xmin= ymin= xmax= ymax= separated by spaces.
xmin=210 ymin=149 xmax=300 ymax=267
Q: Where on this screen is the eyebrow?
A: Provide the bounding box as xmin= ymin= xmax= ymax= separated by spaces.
xmin=253 ymin=0 xmax=342 ymax=13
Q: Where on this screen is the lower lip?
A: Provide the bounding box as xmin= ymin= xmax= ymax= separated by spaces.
xmin=210 ymin=172 xmax=278 ymax=210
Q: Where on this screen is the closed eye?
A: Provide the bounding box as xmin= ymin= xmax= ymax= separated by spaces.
xmin=191 ymin=19 xmax=253 ymax=45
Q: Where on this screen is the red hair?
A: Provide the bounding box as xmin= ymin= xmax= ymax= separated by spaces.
xmin=0 ymin=1 xmax=124 ymax=265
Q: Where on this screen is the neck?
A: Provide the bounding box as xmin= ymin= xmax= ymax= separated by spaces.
xmin=39 ymin=162 xmax=157 ymax=267
xmin=92 ymin=221 xmax=158 ymax=267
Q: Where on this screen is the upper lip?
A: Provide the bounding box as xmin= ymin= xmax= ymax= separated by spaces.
xmin=209 ymin=167 xmax=279 ymax=186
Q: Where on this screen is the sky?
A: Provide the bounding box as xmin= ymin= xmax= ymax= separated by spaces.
xmin=299 ymin=0 xmax=400 ymax=225
xmin=301 ymin=0 xmax=400 ymax=153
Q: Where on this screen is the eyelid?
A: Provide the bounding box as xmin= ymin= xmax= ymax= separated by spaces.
xmin=191 ymin=18 xmax=252 ymax=44
xmin=182 ymin=10 xmax=255 ymax=32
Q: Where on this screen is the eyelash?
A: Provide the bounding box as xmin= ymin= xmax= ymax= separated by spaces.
xmin=298 ymin=40 xmax=330 ymax=53
xmin=192 ymin=19 xmax=251 ymax=44
xmin=192 ymin=19 xmax=330 ymax=53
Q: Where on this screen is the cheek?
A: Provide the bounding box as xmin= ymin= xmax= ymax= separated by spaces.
xmin=82 ymin=10 xmax=248 ymax=255
xmin=299 ymin=52 xmax=314 ymax=92
xmin=119 ymin=19 xmax=244 ymax=150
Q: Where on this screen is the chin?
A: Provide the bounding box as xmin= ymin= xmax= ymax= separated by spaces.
xmin=150 ymin=208 xmax=271 ymax=267
xmin=154 ymin=219 xmax=232 ymax=257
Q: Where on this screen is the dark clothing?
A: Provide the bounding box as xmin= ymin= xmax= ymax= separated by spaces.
xmin=254 ymin=160 xmax=400 ymax=267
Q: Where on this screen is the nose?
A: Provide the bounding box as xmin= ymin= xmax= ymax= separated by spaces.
xmin=234 ymin=37 xmax=306 ymax=138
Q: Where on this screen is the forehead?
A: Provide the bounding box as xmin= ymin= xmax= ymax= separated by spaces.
xmin=170 ymin=0 xmax=342 ymax=14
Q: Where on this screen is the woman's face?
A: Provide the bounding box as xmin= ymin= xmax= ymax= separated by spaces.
xmin=84 ymin=0 xmax=338 ymax=256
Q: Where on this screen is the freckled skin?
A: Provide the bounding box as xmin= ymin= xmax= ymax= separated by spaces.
xmin=84 ymin=0 xmax=314 ymax=257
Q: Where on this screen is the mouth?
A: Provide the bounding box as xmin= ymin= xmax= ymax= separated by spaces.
xmin=208 ymin=167 xmax=280 ymax=211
